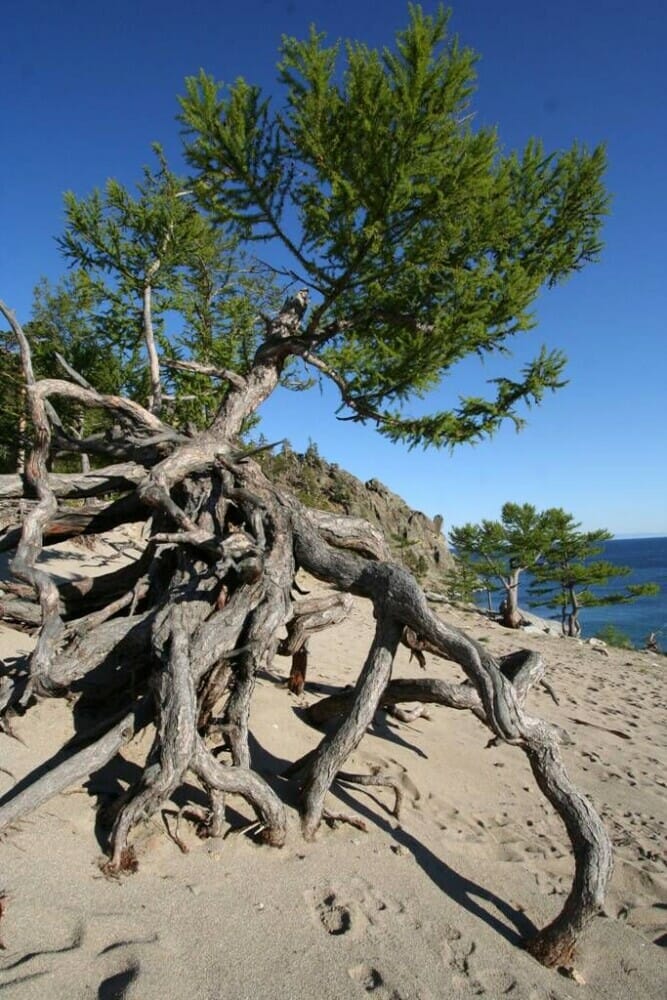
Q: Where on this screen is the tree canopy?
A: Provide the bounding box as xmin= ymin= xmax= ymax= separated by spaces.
xmin=451 ymin=503 xmax=659 ymax=636
xmin=179 ymin=4 xmax=607 ymax=447
xmin=528 ymin=512 xmax=660 ymax=637
xmin=449 ymin=502 xmax=563 ymax=627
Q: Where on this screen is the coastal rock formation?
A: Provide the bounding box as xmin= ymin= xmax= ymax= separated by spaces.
xmin=260 ymin=443 xmax=454 ymax=589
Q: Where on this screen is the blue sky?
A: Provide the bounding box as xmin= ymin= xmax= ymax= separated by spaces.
xmin=2 ymin=0 xmax=665 ymax=536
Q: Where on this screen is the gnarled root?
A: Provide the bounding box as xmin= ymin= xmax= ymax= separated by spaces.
xmin=0 ymin=439 xmax=611 ymax=964
xmin=300 ymin=608 xmax=402 ymax=839
xmin=279 ymin=592 xmax=353 ymax=694
xmin=106 ymin=608 xmax=286 ymax=870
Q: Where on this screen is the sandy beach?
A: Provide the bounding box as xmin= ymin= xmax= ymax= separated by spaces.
xmin=1 ymin=536 xmax=665 ymax=999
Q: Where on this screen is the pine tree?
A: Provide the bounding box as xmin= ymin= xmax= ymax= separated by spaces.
xmin=449 ymin=503 xmax=562 ymax=627
xmin=528 ymin=511 xmax=659 ymax=637
xmin=180 ymin=5 xmax=606 ymax=447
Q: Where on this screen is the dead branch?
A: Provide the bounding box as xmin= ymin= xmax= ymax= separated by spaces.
xmin=161 ymin=357 xmax=247 ymax=389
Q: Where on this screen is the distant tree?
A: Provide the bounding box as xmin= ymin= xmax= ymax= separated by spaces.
xmin=442 ymin=559 xmax=485 ymax=605
xmin=0 ymin=330 xmax=25 ymax=472
xmin=528 ymin=512 xmax=659 ymax=637
xmin=449 ymin=503 xmax=561 ymax=628
xmin=594 ymin=624 xmax=634 ymax=650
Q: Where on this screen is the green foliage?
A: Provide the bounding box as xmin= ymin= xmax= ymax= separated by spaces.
xmin=528 ymin=510 xmax=660 ymax=636
xmin=594 ymin=624 xmax=634 ymax=650
xmin=443 ymin=559 xmax=484 ymax=604
xmin=59 ymin=146 xmax=208 ymax=294
xmin=4 ymin=6 xmax=610 ymax=470
xmin=179 ymin=4 xmax=608 ymax=448
xmin=451 ymin=504 xmax=659 ymax=637
xmin=49 ymin=148 xmax=286 ymax=430
xmin=0 ymin=331 xmax=24 ymax=472
xmin=449 ymin=502 xmax=560 ymax=619
xmin=28 ymin=273 xmax=127 ymax=392
xmin=0 ymin=272 xmax=135 ymax=471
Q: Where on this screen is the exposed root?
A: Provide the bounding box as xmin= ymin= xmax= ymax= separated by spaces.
xmin=287 ymin=647 xmax=308 ymax=695
xmin=0 ymin=373 xmax=612 ymax=965
xmin=385 ymin=703 xmax=431 ymax=724
xmin=100 ymin=846 xmax=139 ymax=878
xmin=336 ymin=771 xmax=405 ymax=820
xmin=322 ymin=809 xmax=368 ymax=833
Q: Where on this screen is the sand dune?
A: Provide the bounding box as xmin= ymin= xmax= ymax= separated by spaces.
xmin=1 ymin=538 xmax=665 ymax=998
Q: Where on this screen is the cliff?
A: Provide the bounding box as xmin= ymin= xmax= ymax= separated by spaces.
xmin=259 ymin=443 xmax=453 ymax=588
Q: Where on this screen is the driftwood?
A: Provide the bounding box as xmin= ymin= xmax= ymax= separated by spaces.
xmin=0 ymin=296 xmax=612 ymax=969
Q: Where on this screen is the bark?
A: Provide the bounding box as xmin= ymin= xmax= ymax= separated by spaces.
xmin=0 ymin=492 xmax=146 ymax=552
xmin=17 ymin=385 xmax=27 ymax=475
xmin=300 ymin=611 xmax=403 ymax=839
xmin=522 ymin=741 xmax=613 ymax=965
xmin=0 ymin=701 xmax=151 ymax=833
xmin=143 ymin=273 xmax=163 ymax=417
xmin=500 ymin=568 xmax=523 ymax=629
xmin=279 ymin=592 xmax=353 ymax=694
xmin=0 ymin=463 xmax=146 ymax=500
xmin=0 ymin=301 xmax=62 ymax=703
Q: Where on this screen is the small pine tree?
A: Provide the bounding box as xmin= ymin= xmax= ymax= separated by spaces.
xmin=449 ymin=503 xmax=561 ymax=628
xmin=528 ymin=511 xmax=659 ymax=637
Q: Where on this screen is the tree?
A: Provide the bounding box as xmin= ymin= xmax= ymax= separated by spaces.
xmin=0 ymin=329 xmax=26 ymax=473
xmin=449 ymin=503 xmax=562 ymax=628
xmin=0 ymin=7 xmax=613 ymax=968
xmin=442 ymin=559 xmax=485 ymax=605
xmin=528 ymin=512 xmax=659 ymax=637
xmin=58 ymin=146 xmax=256 ymax=419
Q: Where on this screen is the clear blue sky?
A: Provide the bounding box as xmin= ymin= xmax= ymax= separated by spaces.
xmin=2 ymin=1 xmax=665 ymax=536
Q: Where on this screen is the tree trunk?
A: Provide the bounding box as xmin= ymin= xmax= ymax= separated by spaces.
xmin=500 ymin=569 xmax=523 ymax=628
xmin=143 ymin=271 xmax=162 ymax=417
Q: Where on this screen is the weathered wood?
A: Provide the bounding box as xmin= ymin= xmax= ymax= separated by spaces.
xmin=0 ymin=493 xmax=146 ymax=551
xmin=306 ymin=509 xmax=391 ymax=562
xmin=288 ymin=509 xmax=611 ymax=963
xmin=287 ymin=647 xmax=308 ymax=695
xmin=300 ymin=610 xmax=403 ymax=839
xmin=0 ymin=701 xmax=151 ymax=833
xmin=0 ymin=463 xmax=147 ymax=500
xmin=307 ymin=676 xmax=480 ymax=726
xmin=108 ymin=609 xmax=198 ymax=868
xmin=0 ymin=293 xmax=612 ymax=966
xmin=280 ymin=592 xmax=353 ymax=657
xmin=280 ymin=591 xmax=353 ymax=693
xmin=0 ymin=300 xmax=63 ymax=702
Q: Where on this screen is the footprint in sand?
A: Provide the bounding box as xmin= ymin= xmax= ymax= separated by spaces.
xmin=97 ymin=963 xmax=140 ymax=999
xmin=308 ymin=876 xmax=410 ymax=943
xmin=316 ymin=892 xmax=354 ymax=936
xmin=348 ymin=962 xmax=406 ymax=999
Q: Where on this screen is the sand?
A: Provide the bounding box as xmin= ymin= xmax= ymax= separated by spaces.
xmin=0 ymin=536 xmax=665 ymax=999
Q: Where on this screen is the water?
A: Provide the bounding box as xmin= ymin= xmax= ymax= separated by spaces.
xmin=486 ymin=537 xmax=667 ymax=649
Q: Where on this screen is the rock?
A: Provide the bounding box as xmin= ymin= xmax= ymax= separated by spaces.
xmin=518 ymin=611 xmax=563 ymax=637
xmin=260 ymin=445 xmax=454 ymax=588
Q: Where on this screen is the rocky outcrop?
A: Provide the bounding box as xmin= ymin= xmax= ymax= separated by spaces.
xmin=259 ymin=444 xmax=453 ymax=587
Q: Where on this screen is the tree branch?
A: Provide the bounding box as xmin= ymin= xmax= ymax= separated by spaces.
xmin=161 ymin=357 xmax=247 ymax=389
